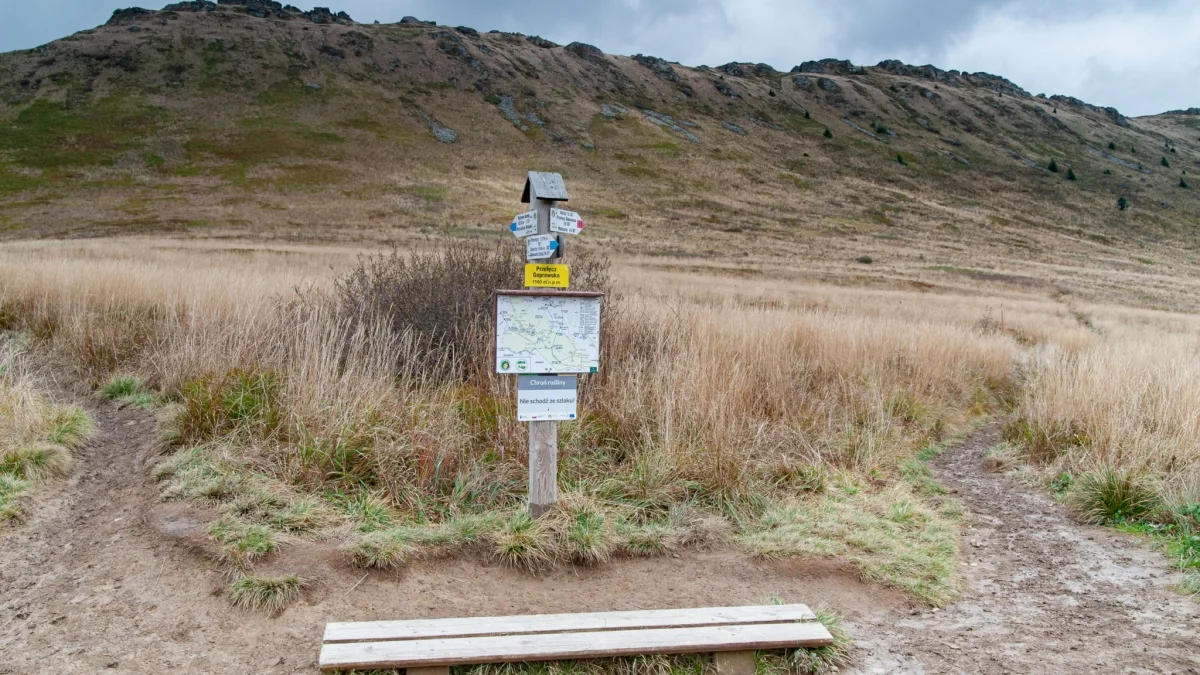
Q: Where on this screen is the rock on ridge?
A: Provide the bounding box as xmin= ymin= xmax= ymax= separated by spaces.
xmin=964 ymin=72 xmax=1028 ymax=97
xmin=792 ymin=59 xmax=866 ymax=75
xmin=1049 ymin=95 xmax=1129 ymax=128
xmin=875 ymin=59 xmax=959 ymax=83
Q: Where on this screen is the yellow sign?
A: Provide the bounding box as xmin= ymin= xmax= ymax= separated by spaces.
xmin=525 ymin=263 xmax=569 ymax=288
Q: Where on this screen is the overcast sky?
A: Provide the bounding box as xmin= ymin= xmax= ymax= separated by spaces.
xmin=3 ymin=0 xmax=1197 ymax=116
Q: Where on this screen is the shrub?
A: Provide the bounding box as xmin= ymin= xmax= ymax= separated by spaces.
xmin=895 ymin=153 xmax=906 ymax=165
xmin=823 ymin=128 xmax=832 ymax=138
xmin=325 ymin=244 xmax=612 ymax=381
xmin=1047 ymin=158 xmax=1058 ymax=173
xmin=230 ymin=574 xmax=302 ymax=613
xmin=1161 ymin=157 xmax=1170 ymax=167
xmin=804 ymin=110 xmax=810 ymax=119
xmin=1117 ymin=196 xmax=1128 ymax=211
xmin=1107 ymin=141 xmax=1116 ymax=151
xmin=856 ymin=255 xmax=873 ymax=264
xmin=1066 ymin=168 xmax=1076 ymax=181
xmin=1068 ymin=468 xmax=1158 ymax=525
xmin=1182 ymin=178 xmax=1190 ymax=189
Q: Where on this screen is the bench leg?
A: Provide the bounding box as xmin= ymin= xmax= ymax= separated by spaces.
xmin=714 ymin=650 xmax=756 ymax=675
xmin=406 ymin=668 xmax=450 ymax=675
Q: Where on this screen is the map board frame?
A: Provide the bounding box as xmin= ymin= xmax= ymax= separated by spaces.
xmin=495 ymin=290 xmax=603 ymax=375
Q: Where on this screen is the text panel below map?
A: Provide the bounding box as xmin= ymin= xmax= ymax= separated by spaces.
xmin=517 ymin=375 xmax=578 ymax=421
xmin=495 ymin=291 xmax=602 ymax=374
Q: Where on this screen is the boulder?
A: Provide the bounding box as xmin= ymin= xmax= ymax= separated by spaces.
xmin=817 ymin=77 xmax=840 ymax=92
xmin=875 ymin=59 xmax=958 ymax=83
xmin=718 ymin=62 xmax=745 ymax=77
xmin=713 ymin=80 xmax=739 ymax=98
xmin=454 ymin=26 xmax=478 ymax=37
xmin=566 ymin=42 xmax=603 ymax=61
xmin=632 ymin=54 xmax=679 ymax=82
xmin=793 ymin=75 xmax=812 ymax=90
xmin=966 ymin=72 xmax=1029 ymax=97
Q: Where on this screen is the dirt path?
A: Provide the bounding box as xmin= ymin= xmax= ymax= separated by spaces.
xmin=0 ymin=398 xmax=901 ymax=673
xmin=849 ymin=425 xmax=1200 ymax=674
xmin=2 ymin=399 xmax=1197 ymax=674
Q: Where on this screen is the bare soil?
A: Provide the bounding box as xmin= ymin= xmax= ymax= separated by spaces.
xmin=851 ymin=426 xmax=1200 ymax=674
xmin=1 ymin=402 xmax=1198 ymax=674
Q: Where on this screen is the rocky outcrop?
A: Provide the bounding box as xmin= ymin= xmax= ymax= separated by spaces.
xmin=1049 ymin=95 xmax=1129 ymax=127
xmin=713 ymin=80 xmax=739 ymax=98
xmin=162 ymin=1 xmax=216 ymax=11
xmin=875 ymin=60 xmax=959 ymax=83
xmin=718 ymin=62 xmax=776 ymax=78
xmin=632 ymin=54 xmax=680 ymax=83
xmin=793 ymin=75 xmax=812 ymax=90
xmin=304 ymin=7 xmax=353 ymax=24
xmin=526 ymin=35 xmax=557 ymax=49
xmin=566 ymin=42 xmax=604 ymax=62
xmin=964 ymin=72 xmax=1028 ymax=97
xmin=454 ymin=26 xmax=478 ymax=37
xmin=817 ymin=77 xmax=840 ymax=92
xmin=1163 ymin=107 xmax=1200 ymax=115
xmin=793 ymin=59 xmax=866 ymax=75
xmin=107 ymin=7 xmax=154 ymax=25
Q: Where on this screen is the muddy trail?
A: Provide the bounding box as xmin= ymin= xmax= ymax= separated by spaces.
xmin=1 ymin=398 xmax=1198 ymax=674
xmin=851 ymin=426 xmax=1200 ymax=674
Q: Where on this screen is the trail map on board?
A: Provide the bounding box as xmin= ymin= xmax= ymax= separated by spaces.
xmin=496 ymin=294 xmax=601 ymax=374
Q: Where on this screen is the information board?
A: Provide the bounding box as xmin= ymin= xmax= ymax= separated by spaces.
xmin=496 ymin=292 xmax=601 ymax=374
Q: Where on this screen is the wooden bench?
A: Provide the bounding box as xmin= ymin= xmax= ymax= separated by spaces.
xmin=319 ymin=604 xmax=833 ymax=674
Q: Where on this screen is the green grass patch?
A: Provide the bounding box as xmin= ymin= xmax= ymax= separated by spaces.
xmin=741 ymin=483 xmax=960 ymax=605
xmin=101 ymin=374 xmax=156 ymax=409
xmin=0 ymin=95 xmax=164 ymax=170
xmin=0 ymin=472 xmax=31 ymax=522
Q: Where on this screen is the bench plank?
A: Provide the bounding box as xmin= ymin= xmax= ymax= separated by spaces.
xmin=324 ymin=604 xmax=817 ymax=643
xmin=319 ymin=622 xmax=833 ymax=670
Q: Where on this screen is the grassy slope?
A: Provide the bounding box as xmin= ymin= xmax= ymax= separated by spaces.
xmin=0 ymin=4 xmax=1197 ymax=311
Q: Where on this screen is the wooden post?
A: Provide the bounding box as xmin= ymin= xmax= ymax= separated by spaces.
xmin=522 ymin=172 xmax=568 ymax=518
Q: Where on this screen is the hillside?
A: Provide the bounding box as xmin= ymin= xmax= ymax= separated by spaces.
xmin=1 ymin=1 xmax=1200 ymax=308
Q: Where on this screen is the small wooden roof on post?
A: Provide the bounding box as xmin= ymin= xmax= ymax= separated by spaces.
xmin=522 ymin=171 xmax=569 ymax=203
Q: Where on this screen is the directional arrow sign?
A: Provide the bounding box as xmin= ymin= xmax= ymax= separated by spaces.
xmin=509 ymin=211 xmax=538 ymax=238
xmin=526 ymin=233 xmax=559 ymax=260
xmin=550 ymin=208 xmax=585 ymax=235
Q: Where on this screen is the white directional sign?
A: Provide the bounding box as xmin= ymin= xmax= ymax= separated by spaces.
xmin=517 ymin=375 xmax=578 ymax=421
xmin=550 ymin=208 xmax=585 ymax=235
xmin=510 ymin=211 xmax=538 ymax=238
xmin=525 ymin=233 xmax=560 ymax=260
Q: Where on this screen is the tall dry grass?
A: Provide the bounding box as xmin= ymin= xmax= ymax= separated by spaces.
xmin=4 ymin=236 xmax=1198 ymax=599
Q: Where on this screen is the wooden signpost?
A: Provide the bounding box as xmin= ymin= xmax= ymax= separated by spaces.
xmin=497 ymin=171 xmax=597 ymax=517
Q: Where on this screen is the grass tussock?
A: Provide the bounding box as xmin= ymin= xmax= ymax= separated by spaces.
xmin=1068 ymin=468 xmax=1159 ymax=525
xmin=229 ymin=573 xmax=302 ymax=613
xmin=101 ymin=374 xmax=156 ymax=409
xmin=0 ymin=344 xmax=93 ymax=523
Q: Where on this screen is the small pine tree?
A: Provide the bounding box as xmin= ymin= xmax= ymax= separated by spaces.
xmin=1067 ymin=168 xmax=1077 ymax=181
xmin=1161 ymin=157 xmax=1170 ymax=167
xmin=1117 ymin=196 xmax=1129 ymax=211
xmin=1182 ymin=177 xmax=1191 ymax=189
xmin=896 ymin=154 xmax=906 ymax=165
xmin=804 ymin=110 xmax=811 ymax=119
xmin=1131 ymin=147 xmax=1136 ymax=154
xmin=1107 ymin=141 xmax=1116 ymax=151
xmin=1048 ymin=158 xmax=1059 ymax=173
xmin=823 ymin=128 xmax=832 ymax=138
